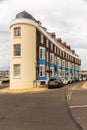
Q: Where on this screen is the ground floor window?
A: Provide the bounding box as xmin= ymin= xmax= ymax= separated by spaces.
xmin=50 ymin=68 xmax=54 ymax=77
xmin=13 ymin=64 xmax=21 ymax=78
xmin=39 ymin=65 xmax=45 ymax=77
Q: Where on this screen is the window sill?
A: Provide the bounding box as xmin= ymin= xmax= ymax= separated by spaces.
xmin=13 ymin=56 xmax=22 ymax=58
xmin=13 ymin=36 xmax=21 ymax=39
xmin=13 ymin=77 xmax=21 ymax=79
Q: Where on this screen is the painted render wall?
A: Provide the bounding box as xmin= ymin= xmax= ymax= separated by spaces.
xmin=10 ymin=23 xmax=36 ymax=89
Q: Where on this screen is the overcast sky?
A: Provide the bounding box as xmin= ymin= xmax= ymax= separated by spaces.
xmin=0 ymin=0 xmax=87 ymax=70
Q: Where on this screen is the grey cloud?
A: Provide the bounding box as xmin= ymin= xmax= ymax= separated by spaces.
xmin=0 ymin=0 xmax=87 ymax=70
xmin=0 ymin=42 xmax=10 ymax=69
xmin=82 ymin=0 xmax=87 ymax=2
xmin=0 ymin=0 xmax=7 ymax=2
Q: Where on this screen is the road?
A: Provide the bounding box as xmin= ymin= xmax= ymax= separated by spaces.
xmin=0 ymin=83 xmax=85 ymax=130
xmin=67 ymin=81 xmax=87 ymax=130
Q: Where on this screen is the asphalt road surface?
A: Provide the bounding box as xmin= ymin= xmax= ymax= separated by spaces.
xmin=67 ymin=81 xmax=87 ymax=130
xmin=0 ymin=83 xmax=83 ymax=130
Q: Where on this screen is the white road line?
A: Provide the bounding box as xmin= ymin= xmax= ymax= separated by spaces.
xmin=69 ymin=105 xmax=87 ymax=108
xmin=67 ymin=92 xmax=72 ymax=101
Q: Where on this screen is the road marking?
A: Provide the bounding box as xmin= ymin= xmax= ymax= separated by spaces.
xmin=67 ymin=92 xmax=72 ymax=101
xmin=67 ymin=85 xmax=78 ymax=101
xmin=69 ymin=105 xmax=87 ymax=108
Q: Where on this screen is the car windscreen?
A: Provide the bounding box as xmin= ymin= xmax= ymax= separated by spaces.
xmin=49 ymin=78 xmax=56 ymax=81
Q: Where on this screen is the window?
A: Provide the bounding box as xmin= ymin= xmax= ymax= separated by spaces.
xmin=50 ymin=54 xmax=54 ymax=63
xmin=57 ymin=48 xmax=59 ymax=55
xmin=57 ymin=58 xmax=61 ymax=66
xmin=50 ymin=68 xmax=54 ymax=77
xmin=41 ymin=34 xmax=44 ymax=44
xmin=51 ymin=43 xmax=53 ymax=50
xmin=46 ymin=51 xmax=49 ymax=62
xmin=62 ymin=60 xmax=65 ymax=66
xmin=39 ymin=66 xmax=45 ymax=77
xmin=14 ymin=27 xmax=21 ymax=36
xmin=14 ymin=44 xmax=21 ymax=56
xmin=68 ymin=62 xmax=70 ymax=68
xmin=14 ymin=64 xmax=21 ymax=77
xmin=63 ymin=51 xmax=65 ymax=58
xmin=39 ymin=47 xmax=45 ymax=59
xmin=72 ymin=64 xmax=74 ymax=69
xmin=60 ymin=50 xmax=61 ymax=56
xmin=46 ymin=39 xmax=49 ymax=48
xmin=54 ymin=56 xmax=57 ymax=65
xmin=54 ymin=46 xmax=56 ymax=53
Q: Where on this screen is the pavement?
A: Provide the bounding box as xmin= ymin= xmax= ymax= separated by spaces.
xmin=0 ymin=85 xmax=48 ymax=94
xmin=0 ymin=81 xmax=87 ymax=94
xmin=81 ymin=81 xmax=87 ymax=89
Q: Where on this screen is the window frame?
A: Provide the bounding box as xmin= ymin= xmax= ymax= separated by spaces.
xmin=40 ymin=33 xmax=44 ymax=44
xmin=39 ymin=65 xmax=45 ymax=77
xmin=14 ymin=27 xmax=21 ymax=37
xmin=39 ymin=47 xmax=45 ymax=59
xmin=14 ymin=44 xmax=21 ymax=56
xmin=13 ymin=64 xmax=21 ymax=78
xmin=46 ymin=39 xmax=49 ymax=48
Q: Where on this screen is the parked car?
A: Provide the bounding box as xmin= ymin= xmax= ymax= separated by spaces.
xmin=48 ymin=78 xmax=63 ymax=89
xmin=61 ymin=78 xmax=68 ymax=85
xmin=65 ymin=77 xmax=72 ymax=84
xmin=56 ymin=78 xmax=64 ymax=87
xmin=82 ymin=77 xmax=86 ymax=81
xmin=78 ymin=77 xmax=82 ymax=81
xmin=56 ymin=76 xmax=68 ymax=85
xmin=71 ymin=77 xmax=76 ymax=83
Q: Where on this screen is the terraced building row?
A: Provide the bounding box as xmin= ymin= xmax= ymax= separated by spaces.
xmin=10 ymin=11 xmax=81 ymax=89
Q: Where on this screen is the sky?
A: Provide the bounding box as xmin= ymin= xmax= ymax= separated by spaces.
xmin=0 ymin=0 xmax=87 ymax=70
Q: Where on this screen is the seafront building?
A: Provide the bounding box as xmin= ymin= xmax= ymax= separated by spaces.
xmin=10 ymin=11 xmax=81 ymax=89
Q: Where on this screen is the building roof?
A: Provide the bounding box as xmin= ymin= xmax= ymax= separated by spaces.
xmin=16 ymin=11 xmax=36 ymax=21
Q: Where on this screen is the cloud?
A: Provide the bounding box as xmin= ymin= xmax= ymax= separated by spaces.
xmin=0 ymin=0 xmax=5 ymax=2
xmin=82 ymin=0 xmax=87 ymax=2
xmin=75 ymin=49 xmax=87 ymax=70
xmin=0 ymin=42 xmax=10 ymax=70
xmin=0 ymin=0 xmax=87 ymax=70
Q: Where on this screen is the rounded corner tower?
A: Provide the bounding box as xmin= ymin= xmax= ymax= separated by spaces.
xmin=10 ymin=11 xmax=37 ymax=89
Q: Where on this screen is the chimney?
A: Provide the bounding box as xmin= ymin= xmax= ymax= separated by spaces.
xmin=66 ymin=45 xmax=71 ymax=50
xmin=51 ymin=32 xmax=56 ymax=39
xmin=56 ymin=38 xmax=62 ymax=44
xmin=72 ymin=50 xmax=75 ymax=54
xmin=62 ymin=42 xmax=67 ymax=47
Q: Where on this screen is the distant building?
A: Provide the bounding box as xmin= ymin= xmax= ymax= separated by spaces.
xmin=10 ymin=11 xmax=81 ymax=89
xmin=0 ymin=70 xmax=9 ymax=78
xmin=81 ymin=70 xmax=87 ymax=77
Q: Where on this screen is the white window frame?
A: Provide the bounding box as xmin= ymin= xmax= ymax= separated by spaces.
xmin=41 ymin=33 xmax=44 ymax=44
xmin=39 ymin=47 xmax=45 ymax=59
xmin=14 ymin=27 xmax=21 ymax=36
xmin=13 ymin=64 xmax=21 ymax=78
xmin=55 ymin=46 xmax=56 ymax=53
xmin=68 ymin=62 xmax=70 ymax=68
xmin=63 ymin=51 xmax=65 ymax=58
xmin=51 ymin=43 xmax=53 ymax=50
xmin=57 ymin=48 xmax=59 ymax=55
xmin=60 ymin=50 xmax=61 ymax=56
xmin=50 ymin=68 xmax=54 ymax=77
xmin=62 ymin=60 xmax=65 ymax=66
xmin=57 ymin=58 xmax=61 ymax=66
xmin=14 ymin=44 xmax=21 ymax=56
xmin=46 ymin=51 xmax=49 ymax=62
xmin=46 ymin=39 xmax=49 ymax=48
xmin=39 ymin=65 xmax=45 ymax=77
xmin=50 ymin=53 xmax=54 ymax=63
xmin=54 ymin=56 xmax=57 ymax=65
